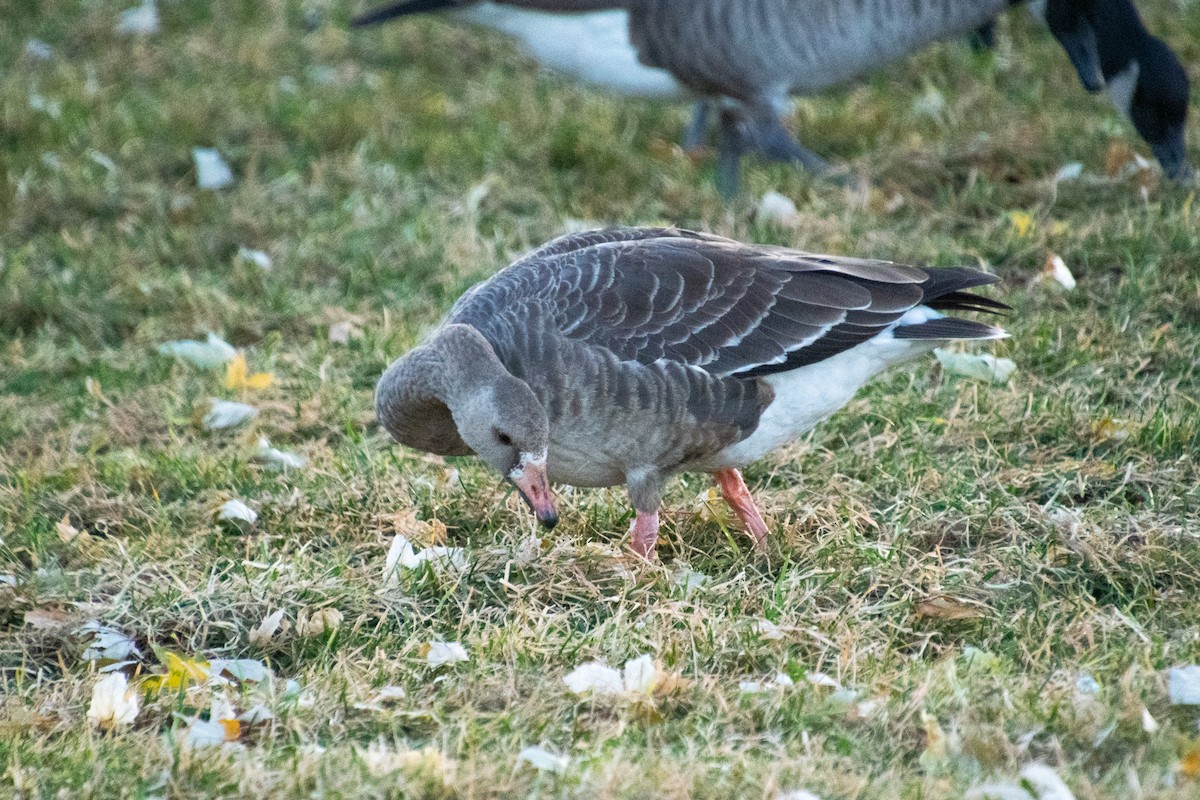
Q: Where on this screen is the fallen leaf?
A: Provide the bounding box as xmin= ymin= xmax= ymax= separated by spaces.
xmin=249 ymin=609 xmax=287 ymax=647
xmin=78 ymin=621 xmax=141 ymax=662
xmin=383 ymin=534 xmax=466 ymax=583
xmin=935 ymin=349 xmax=1017 ymax=385
xmin=56 ymin=515 xmax=80 ymax=543
xmin=756 ymin=191 xmax=800 ymax=226
xmin=776 ymin=792 xmax=822 ymax=800
xmin=670 ymin=564 xmax=711 ymax=594
xmin=564 ymin=662 xmax=624 ymax=697
xmin=917 ymin=594 xmax=986 ymax=621
xmin=1141 ymin=706 xmax=1159 ymax=733
xmin=1169 ymin=665 xmax=1200 ymax=705
xmin=622 ymin=654 xmax=659 ymax=695
xmin=158 ymin=333 xmax=236 ymax=368
xmin=752 ymin=619 xmax=785 ymax=640
xmin=517 ymin=745 xmax=569 ymax=774
xmin=193 ymin=147 xmax=234 ymax=190
xmin=224 ymin=353 xmax=274 ymax=392
xmin=1019 ymin=764 xmax=1075 ymax=800
xmin=208 ymin=658 xmax=270 ymax=683
xmin=423 ymin=641 xmax=469 ymax=668
xmin=184 ymin=717 xmax=228 ymax=748
xmin=1054 ymin=162 xmax=1084 ymax=182
xmin=23 ymin=607 xmax=73 ymax=631
xmin=1042 ymin=254 xmax=1077 ymax=291
xmin=1008 ymin=211 xmax=1034 ymax=238
xmin=87 ymin=673 xmax=140 ymax=731
xmin=1181 ymin=742 xmax=1200 ymax=778
xmin=142 ymin=651 xmax=210 ymax=693
xmin=217 ymin=499 xmax=257 ymax=530
xmin=115 ymin=0 xmax=158 ymax=35
xmin=805 ymin=671 xmax=840 ymax=690
xmin=24 ymin=39 xmax=53 ymax=60
xmin=237 ymin=247 xmax=272 ymax=271
xmin=911 ymin=84 xmax=946 ymax=121
xmin=328 ymin=321 xmax=360 ymax=345
xmin=1091 ymin=417 xmax=1135 ymax=443
xmin=255 ymin=437 xmax=306 ymax=470
xmin=297 ymin=607 xmax=343 ymax=638
xmin=202 ymin=399 xmax=258 ymax=430
xmin=739 ymin=673 xmax=794 ymax=694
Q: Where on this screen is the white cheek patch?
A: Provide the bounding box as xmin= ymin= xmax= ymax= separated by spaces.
xmin=508 ymin=450 xmax=548 ymax=481
xmin=1107 ymin=61 xmax=1141 ymax=119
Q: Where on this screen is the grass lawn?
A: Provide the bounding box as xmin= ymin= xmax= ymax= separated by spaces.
xmin=3 ymin=1 xmax=1200 ymax=797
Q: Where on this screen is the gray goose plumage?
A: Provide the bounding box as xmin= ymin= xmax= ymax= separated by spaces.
xmin=376 ymin=228 xmax=1009 ymax=559
xmin=352 ymin=0 xmax=1191 ymax=193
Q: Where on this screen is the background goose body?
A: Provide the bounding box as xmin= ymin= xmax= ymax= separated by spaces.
xmin=354 ymin=0 xmax=1190 ymax=190
xmin=377 ymin=228 xmax=1009 ymax=558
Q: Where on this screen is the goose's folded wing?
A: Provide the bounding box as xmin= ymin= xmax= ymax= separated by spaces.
xmin=545 ymin=231 xmax=950 ymax=378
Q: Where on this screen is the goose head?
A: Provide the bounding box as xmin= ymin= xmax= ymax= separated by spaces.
xmin=1126 ymin=37 xmax=1192 ymax=182
xmin=451 ymin=376 xmax=557 ymax=529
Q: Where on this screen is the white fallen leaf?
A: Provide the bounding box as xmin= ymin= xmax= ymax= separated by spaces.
xmin=425 ymin=641 xmax=469 ymax=668
xmin=1074 ymin=672 xmax=1101 ymax=696
xmin=237 ymin=246 xmax=272 ymax=271
xmin=1054 ymin=162 xmax=1084 ymax=182
xmin=752 ymin=619 xmax=785 ymax=640
xmin=563 ymin=662 xmax=624 ymax=697
xmin=670 ymin=565 xmax=710 ymax=594
xmin=1019 ymin=764 xmax=1075 ymax=800
xmin=87 ymin=673 xmax=140 ymax=731
xmin=1043 ymin=254 xmax=1077 ymax=291
xmin=78 ymin=621 xmax=141 ymax=662
xmin=248 ymin=609 xmax=286 ymax=647
xmin=375 ymin=686 xmax=407 ymax=702
xmin=208 ymin=658 xmax=270 ymax=683
xmin=517 ymin=745 xmax=569 ymax=774
xmin=238 ymin=704 xmax=275 ymax=724
xmin=24 ymin=39 xmax=53 ymax=60
xmin=157 ymin=333 xmax=236 ymax=368
xmin=383 ymin=534 xmax=466 ymax=580
xmin=1168 ymin=665 xmax=1200 ymax=705
xmin=1141 ymin=706 xmax=1159 ymax=733
xmin=210 ymin=695 xmax=238 ymax=725
xmin=756 ymin=191 xmax=799 ymax=226
xmin=185 ymin=718 xmax=229 ymax=748
xmin=805 ymin=671 xmax=840 ymax=689
xmin=328 ymin=321 xmax=360 ymax=345
xmin=622 ymin=654 xmax=659 ymax=694
xmin=218 ymin=499 xmax=257 ymax=529
xmin=115 ymin=0 xmax=158 ymax=35
xmin=776 ymin=791 xmax=822 ymax=800
xmin=297 ymin=607 xmax=343 ymax=637
xmin=935 ymin=349 xmax=1017 ymax=386
xmin=203 ymin=399 xmax=258 ymax=430
xmin=255 ymin=437 xmax=306 ymax=470
xmin=192 ymin=147 xmax=235 ymax=190
xmin=383 ymin=534 xmax=412 ymax=586
xmin=739 ymin=673 xmax=793 ymax=694
xmin=966 ymin=784 xmax=1034 ymax=800
xmin=912 ymin=85 xmax=947 ymax=121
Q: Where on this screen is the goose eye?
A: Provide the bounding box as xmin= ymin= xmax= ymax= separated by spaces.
xmin=494 ymin=430 xmax=513 ymax=446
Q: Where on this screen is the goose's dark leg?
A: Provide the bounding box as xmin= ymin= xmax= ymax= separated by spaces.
xmin=681 ymin=101 xmax=714 ymax=153
xmin=713 ymin=468 xmax=769 ymax=552
xmin=716 ymin=106 xmax=748 ymax=198
xmin=716 ymin=104 xmax=841 ymax=196
xmin=746 ymin=108 xmax=837 ymax=177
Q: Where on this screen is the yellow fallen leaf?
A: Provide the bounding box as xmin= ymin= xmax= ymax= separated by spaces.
xmin=1008 ymin=211 xmax=1034 ymax=238
xmin=56 ymin=515 xmax=80 ymax=543
xmin=1105 ymin=139 xmax=1137 ymax=177
xmin=1092 ymin=416 xmax=1135 ymax=443
xmin=1181 ymin=742 xmax=1200 ymax=778
xmin=220 ymin=718 xmax=241 ymax=741
xmin=225 ymin=352 xmax=274 ymax=391
xmin=142 ymin=651 xmax=210 ymax=693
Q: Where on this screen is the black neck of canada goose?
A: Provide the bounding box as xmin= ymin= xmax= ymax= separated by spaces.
xmin=1088 ymin=0 xmax=1192 ymax=180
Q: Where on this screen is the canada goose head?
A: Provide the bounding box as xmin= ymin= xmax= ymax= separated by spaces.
xmin=1122 ymin=36 xmax=1192 ymax=181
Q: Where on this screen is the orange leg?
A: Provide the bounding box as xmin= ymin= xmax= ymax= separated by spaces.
xmin=628 ymin=511 xmax=660 ymax=560
xmin=713 ymin=468 xmax=769 ymax=551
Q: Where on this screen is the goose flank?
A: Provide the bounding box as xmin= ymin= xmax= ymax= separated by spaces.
xmin=376 ymin=227 xmax=1010 ymax=559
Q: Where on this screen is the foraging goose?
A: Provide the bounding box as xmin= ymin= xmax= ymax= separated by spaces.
xmin=376 ymin=228 xmax=1009 ymax=559
xmin=353 ymin=0 xmax=1190 ymax=191
xmin=976 ymin=0 xmax=1192 ymax=180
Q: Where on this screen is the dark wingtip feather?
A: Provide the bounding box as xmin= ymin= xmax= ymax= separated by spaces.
xmin=352 ymin=0 xmax=457 ymax=27
xmin=919 ymin=267 xmax=1010 ymax=315
xmin=893 ymin=318 xmax=1008 ymax=341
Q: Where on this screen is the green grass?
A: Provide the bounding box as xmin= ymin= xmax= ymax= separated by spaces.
xmin=3 ymin=1 xmax=1200 ymax=797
